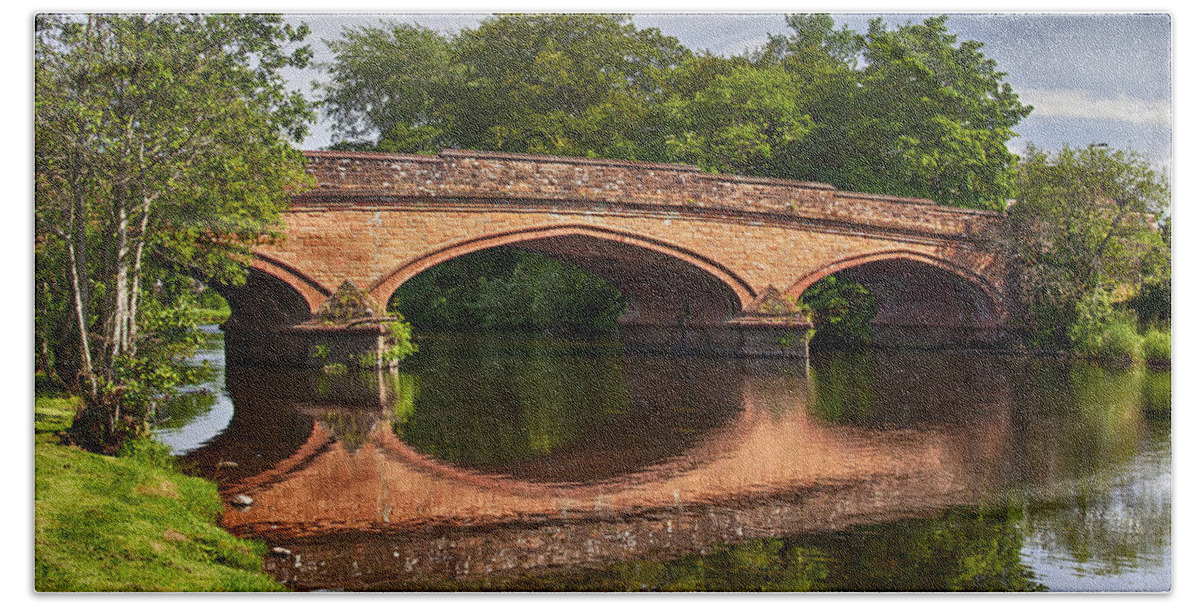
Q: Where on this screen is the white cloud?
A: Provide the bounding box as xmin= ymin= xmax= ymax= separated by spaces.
xmin=1020 ymin=88 xmax=1172 ymax=126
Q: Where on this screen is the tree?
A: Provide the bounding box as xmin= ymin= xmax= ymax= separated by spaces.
xmin=318 ymin=14 xmax=690 ymax=159
xmin=453 ymin=14 xmax=689 ymax=158
xmin=847 ymin=17 xmax=1031 ymax=210
xmin=321 ymin=14 xmax=1029 ymax=212
xmin=754 ymin=15 xmax=1032 ymax=210
xmin=318 ymin=22 xmax=456 ymax=153
xmin=662 ymin=61 xmax=816 ymax=176
xmin=35 ymin=14 xmax=314 ymax=451
xmin=1006 ymin=145 xmax=1170 ymax=347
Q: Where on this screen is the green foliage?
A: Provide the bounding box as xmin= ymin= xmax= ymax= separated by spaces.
xmin=391 ymin=247 xmax=626 ymax=332
xmin=319 ymin=23 xmax=456 ymax=151
xmin=848 ymin=17 xmax=1031 ymax=209
xmin=320 ymin=14 xmax=687 ymax=158
xmin=115 ymin=435 xmax=176 ymax=469
xmin=382 ymin=317 xmax=419 ymax=365
xmin=663 ymin=62 xmax=816 ymax=175
xmin=35 ymin=13 xmax=314 ymax=452
xmin=1127 ymin=279 xmax=1171 ymax=326
xmin=320 ymin=13 xmax=1027 ymax=209
xmin=312 ymin=343 xmax=331 ymax=362
xmin=1068 ymin=297 xmax=1144 ymax=364
xmin=1008 ymin=144 xmax=1170 ymax=348
xmin=1141 ymin=327 xmax=1171 ymax=363
xmin=800 ymin=275 xmax=878 ymax=348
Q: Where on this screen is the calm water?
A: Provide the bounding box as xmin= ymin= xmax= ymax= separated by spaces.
xmin=158 ymin=328 xmax=1171 ymax=592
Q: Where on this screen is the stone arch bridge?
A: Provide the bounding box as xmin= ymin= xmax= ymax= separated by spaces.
xmin=220 ymin=149 xmax=1014 ymax=367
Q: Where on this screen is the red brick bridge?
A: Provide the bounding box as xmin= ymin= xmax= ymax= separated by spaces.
xmin=220 ymin=149 xmax=1014 ymax=366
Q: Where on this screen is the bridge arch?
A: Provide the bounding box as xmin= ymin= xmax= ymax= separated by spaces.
xmin=786 ymin=250 xmax=1002 ymax=309
xmin=370 ymin=224 xmax=758 ymax=326
xmin=787 ymin=250 xmax=1004 ymax=345
xmin=210 ymin=265 xmax=314 ymax=333
xmin=249 ymin=254 xmax=331 ymax=314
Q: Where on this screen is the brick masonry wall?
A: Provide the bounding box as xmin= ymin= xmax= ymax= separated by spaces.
xmin=298 ymin=149 xmax=1004 ymax=241
xmin=253 ymin=150 xmax=1010 ymax=326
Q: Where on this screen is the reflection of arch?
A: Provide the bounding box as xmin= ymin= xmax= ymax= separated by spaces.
xmin=250 ymin=253 xmax=331 ymax=313
xmin=368 ymin=224 xmax=757 ymax=312
xmin=785 ymin=250 xmax=1003 ymax=322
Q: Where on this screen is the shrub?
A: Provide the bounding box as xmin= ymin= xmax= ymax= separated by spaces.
xmin=381 ymin=317 xmax=419 ymax=367
xmin=1069 ymin=298 xmax=1143 ymax=363
xmin=1142 ymin=327 xmax=1171 ymax=362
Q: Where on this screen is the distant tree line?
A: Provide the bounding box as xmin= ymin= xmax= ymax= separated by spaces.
xmin=319 ymin=13 xmax=1031 ymax=210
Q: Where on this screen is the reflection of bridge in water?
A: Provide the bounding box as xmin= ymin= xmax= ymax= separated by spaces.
xmin=185 ymin=352 xmax=1027 ymax=590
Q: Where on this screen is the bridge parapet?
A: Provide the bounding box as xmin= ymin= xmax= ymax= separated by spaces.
xmin=298 ymin=150 xmax=1004 ymax=243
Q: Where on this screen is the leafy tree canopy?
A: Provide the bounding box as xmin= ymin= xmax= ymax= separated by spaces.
xmin=1007 ymin=144 xmax=1170 ymax=346
xmin=35 ymin=13 xmax=315 ymax=451
xmin=320 ymin=13 xmax=1031 ymax=210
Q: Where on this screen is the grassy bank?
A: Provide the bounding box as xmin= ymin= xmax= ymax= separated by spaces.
xmin=34 ymin=392 xmax=285 ymax=592
xmin=1070 ymin=313 xmax=1171 ymax=368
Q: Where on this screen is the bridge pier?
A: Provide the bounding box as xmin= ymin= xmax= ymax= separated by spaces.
xmin=224 ymin=323 xmax=392 ymax=369
xmin=619 ymin=287 xmax=813 ymax=358
xmin=618 ymin=321 xmax=812 ymax=358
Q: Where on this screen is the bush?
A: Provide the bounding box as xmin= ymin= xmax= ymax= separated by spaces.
xmin=116 ymin=436 xmax=176 ymax=469
xmin=1069 ymin=298 xmax=1143 ymax=363
xmin=1142 ymin=327 xmax=1171 ymax=362
xmin=1074 ymin=318 xmax=1144 ymax=363
xmin=381 ymin=317 xmax=419 ymax=367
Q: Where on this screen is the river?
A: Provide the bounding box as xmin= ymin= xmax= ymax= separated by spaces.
xmin=155 ymin=327 xmax=1171 ymax=592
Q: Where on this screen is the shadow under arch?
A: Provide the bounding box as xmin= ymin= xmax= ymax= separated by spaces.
xmin=787 ymin=250 xmax=1004 ymax=346
xmin=371 ymin=224 xmax=758 ymax=326
xmin=249 ymin=253 xmax=331 ymax=314
xmin=209 ymin=265 xmax=315 ymax=332
xmin=207 ymin=263 xmax=330 ymax=367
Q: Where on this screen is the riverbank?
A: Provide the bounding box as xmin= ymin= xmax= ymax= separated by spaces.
xmin=34 ymin=390 xmax=285 ymax=592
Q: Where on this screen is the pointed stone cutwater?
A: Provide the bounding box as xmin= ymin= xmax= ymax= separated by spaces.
xmin=311 ymin=280 xmax=386 ymax=327
xmin=728 ymin=286 xmax=814 ymax=358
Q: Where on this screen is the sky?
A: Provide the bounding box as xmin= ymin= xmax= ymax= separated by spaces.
xmin=285 ymin=11 xmax=1174 ymax=173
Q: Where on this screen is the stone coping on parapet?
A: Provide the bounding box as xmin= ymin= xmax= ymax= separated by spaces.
xmin=300 ymin=149 xmax=1003 ymax=216
xmin=296 ymin=149 xmax=1004 ymax=241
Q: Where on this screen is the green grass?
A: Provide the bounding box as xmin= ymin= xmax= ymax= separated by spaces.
xmin=1072 ymin=314 xmax=1144 ymax=364
xmin=34 ymin=394 xmax=286 ymax=592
